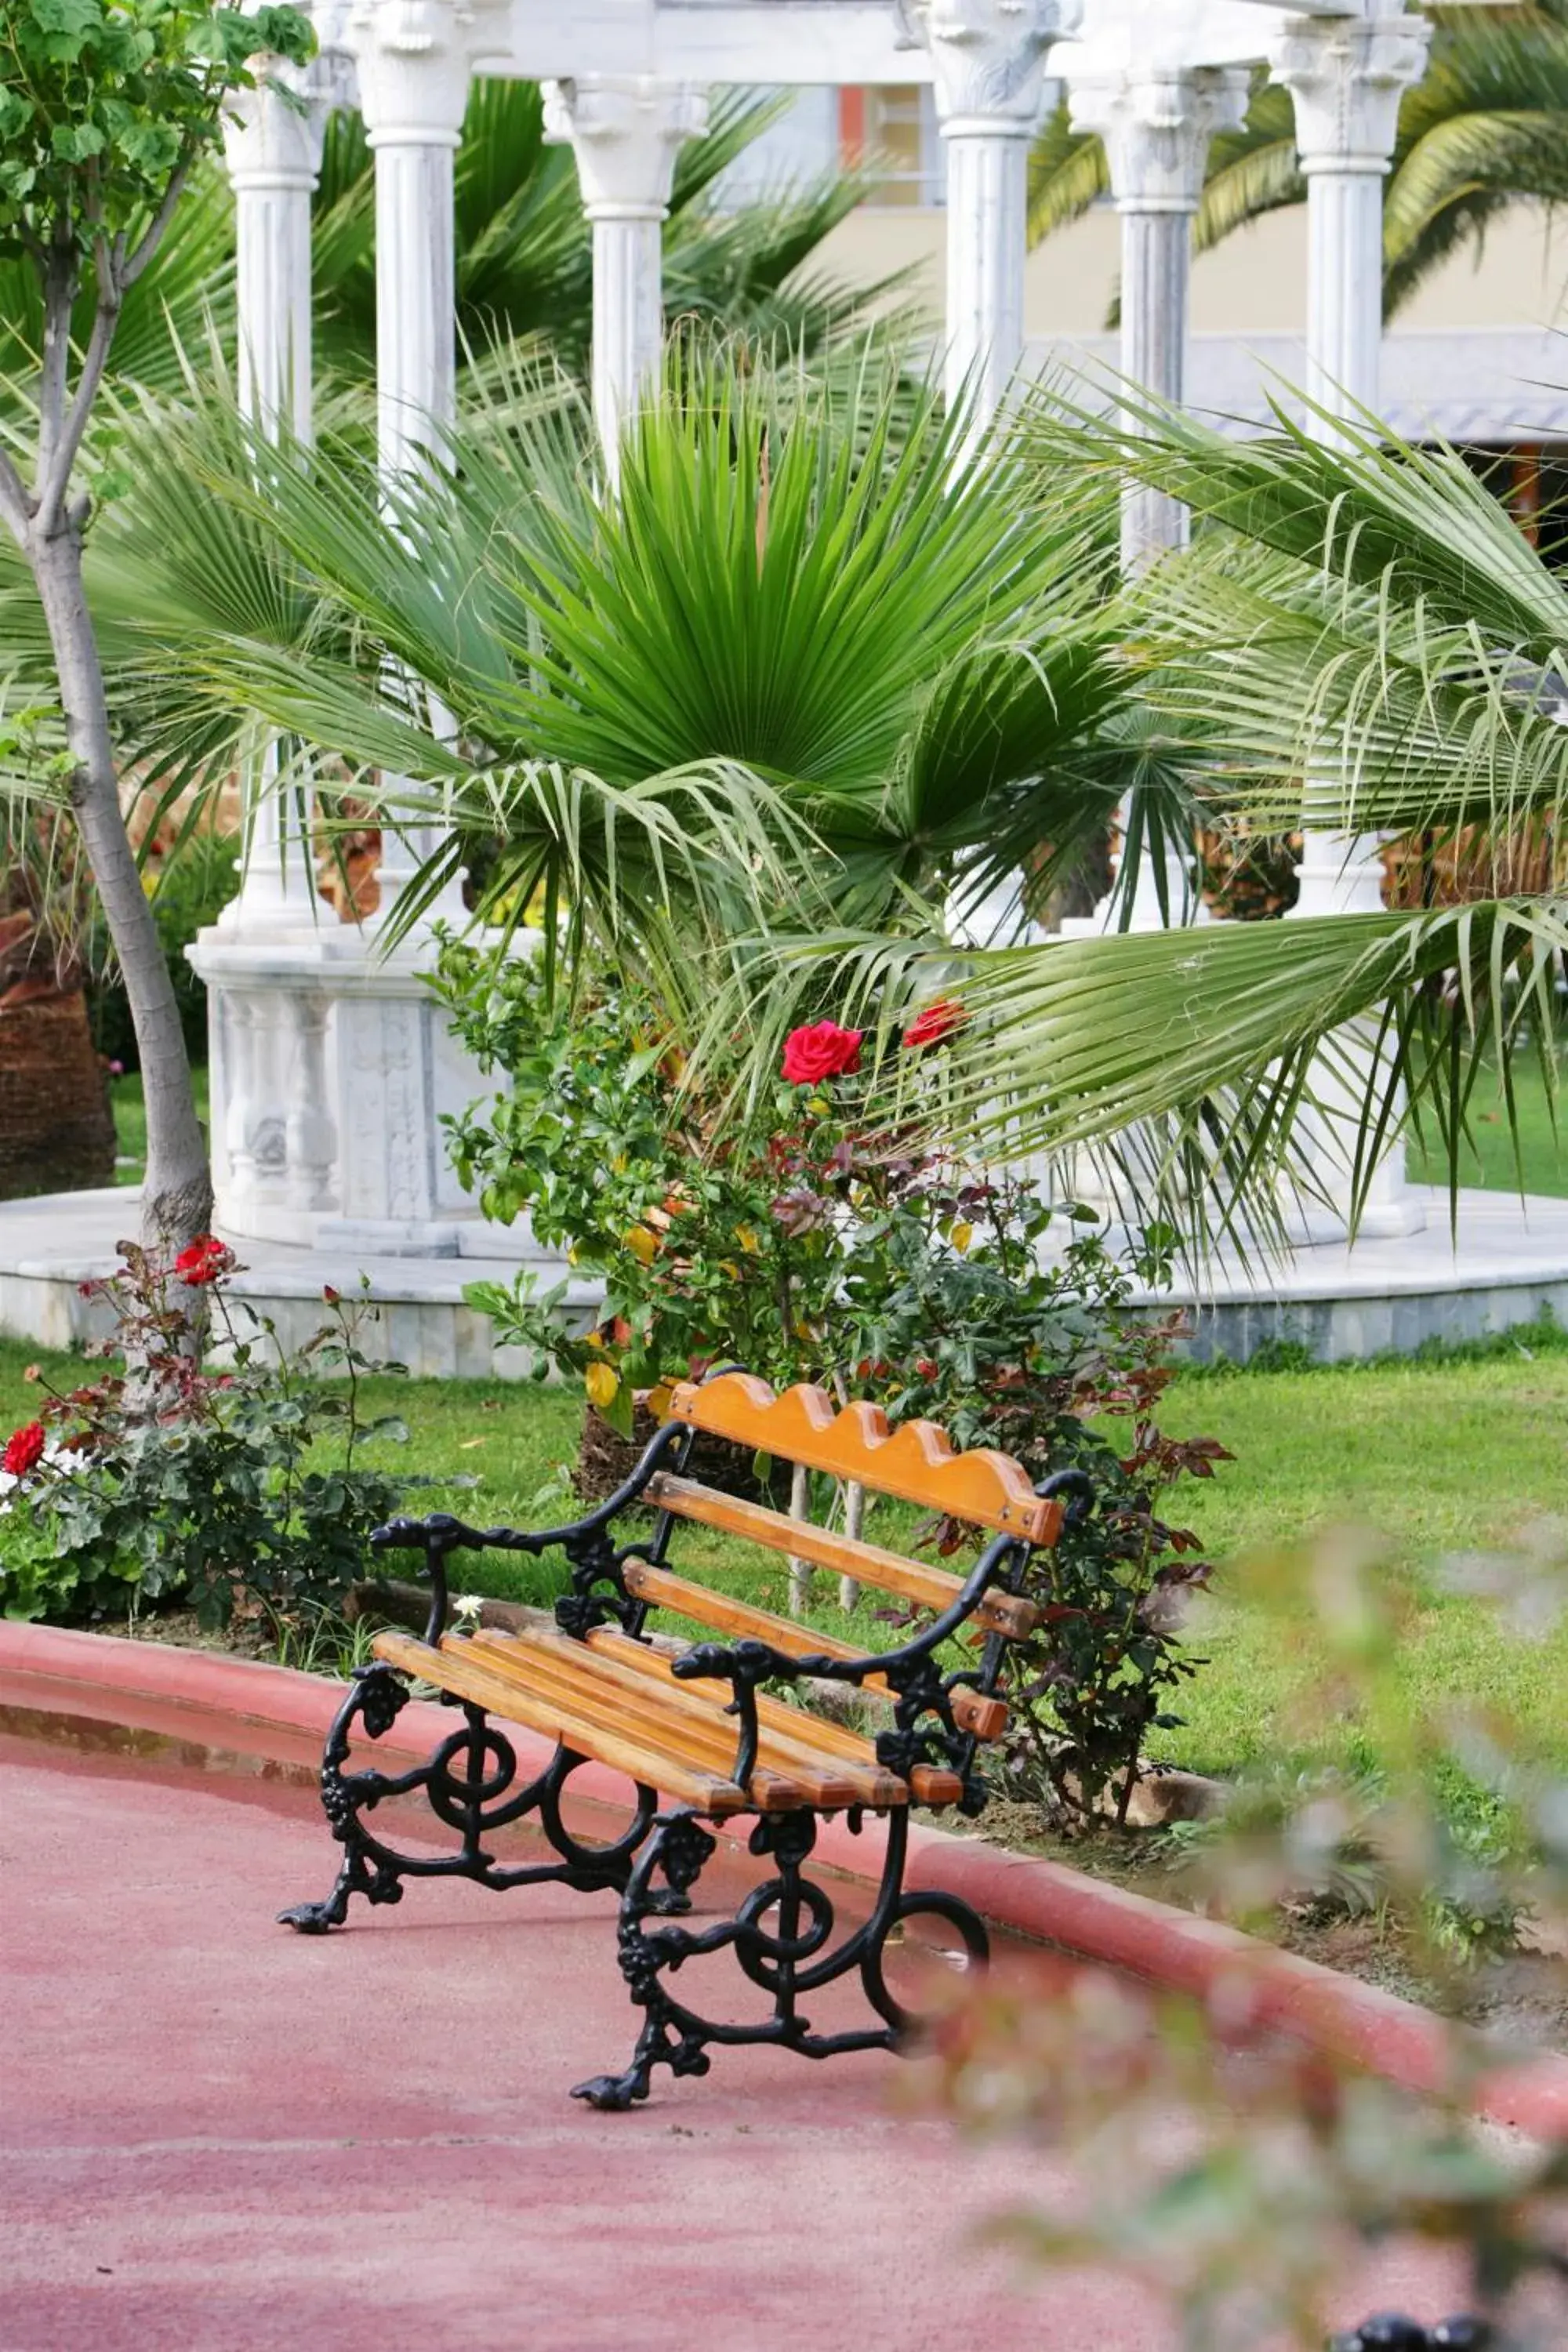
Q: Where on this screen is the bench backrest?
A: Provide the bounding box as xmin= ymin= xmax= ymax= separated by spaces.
xmin=666 ymin=1372 xmax=1064 ymax=1549
xmin=622 ymin=1374 xmax=1063 ymax=1742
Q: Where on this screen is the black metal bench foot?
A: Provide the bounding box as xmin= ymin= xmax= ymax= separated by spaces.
xmin=280 ymin=1661 xmax=659 ymax=1931
xmin=571 ymin=2065 xmax=653 ymax=2113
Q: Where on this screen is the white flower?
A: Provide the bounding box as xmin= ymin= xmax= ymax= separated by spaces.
xmin=452 ymin=1593 xmax=484 ymax=1625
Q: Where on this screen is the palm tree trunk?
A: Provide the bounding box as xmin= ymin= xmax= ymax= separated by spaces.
xmin=0 ymin=978 xmax=115 ymax=1198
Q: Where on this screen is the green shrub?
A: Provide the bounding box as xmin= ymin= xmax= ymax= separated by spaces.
xmin=1 ymin=1241 xmax=433 ymax=1632
xmin=0 ymin=1487 xmax=140 ymax=1622
xmin=439 ymin=941 xmax=1230 ymax=1827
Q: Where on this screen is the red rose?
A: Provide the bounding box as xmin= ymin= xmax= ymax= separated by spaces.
xmin=174 ymin=1234 xmax=231 ymax=1288
xmin=901 ymin=996 xmax=967 ymax=1052
xmin=781 ymin=1021 xmax=862 ymax=1086
xmin=2 ymin=1421 xmax=46 ymax=1479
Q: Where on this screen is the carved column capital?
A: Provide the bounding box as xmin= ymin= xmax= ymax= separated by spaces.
xmin=542 ymin=77 xmax=710 ymax=220
xmin=1269 ymin=13 xmax=1432 ymax=174
xmin=897 ymin=0 xmax=1081 ymax=133
xmin=1069 ymin=65 xmax=1250 ymax=214
xmin=221 ymin=62 xmax=326 ymax=192
xmin=346 ymin=0 xmax=506 ymax=147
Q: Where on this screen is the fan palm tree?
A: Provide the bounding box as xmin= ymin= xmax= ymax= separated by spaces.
xmin=42 ymin=345 xmax=1143 ymax=958
xmin=1029 ymin=2 xmax=1568 ymax=323
xmin=858 ymin=384 xmax=1568 ymax=1218
xmin=20 ymin=345 xmax=1566 ymax=1239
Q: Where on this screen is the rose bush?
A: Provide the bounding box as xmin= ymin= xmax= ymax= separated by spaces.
xmin=437 ymin=942 xmax=1229 ymax=1828
xmin=441 ymin=953 xmax=889 ymax=1434
xmin=5 ymin=1243 xmax=439 ymax=1632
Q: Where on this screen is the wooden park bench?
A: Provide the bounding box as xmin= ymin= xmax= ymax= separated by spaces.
xmin=279 ymin=1370 xmax=1088 ymax=2109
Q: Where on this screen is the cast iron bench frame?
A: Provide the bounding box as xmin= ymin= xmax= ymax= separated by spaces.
xmin=279 ymin=1369 xmax=1091 ymax=2109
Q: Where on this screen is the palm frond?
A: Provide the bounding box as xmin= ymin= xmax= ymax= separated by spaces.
xmin=1026 ymin=100 xmax=1109 ymax=245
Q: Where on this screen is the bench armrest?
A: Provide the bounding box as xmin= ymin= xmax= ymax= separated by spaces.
xmin=368 ymin=1418 xmax=692 ymax=1644
xmin=672 ymin=1530 xmax=1018 ymax=1695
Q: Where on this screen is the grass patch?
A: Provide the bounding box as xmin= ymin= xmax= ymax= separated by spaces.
xmin=1406 ymin=1047 xmax=1566 ymax=1197
xmin=5 ymin=1328 xmax=1566 ymax=1792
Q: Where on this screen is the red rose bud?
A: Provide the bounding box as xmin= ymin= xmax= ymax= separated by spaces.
xmin=322 ymin=1286 xmax=341 ymax=1305
xmin=901 ymin=996 xmax=967 ymax=1052
xmin=2 ymin=1421 xmax=46 ymax=1479
xmin=781 ymin=1020 xmax=863 ymax=1086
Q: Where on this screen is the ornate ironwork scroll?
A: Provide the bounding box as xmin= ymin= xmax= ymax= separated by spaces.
xmin=571 ymin=1805 xmax=989 ymax=2110
xmin=277 ymin=1661 xmax=659 ymax=1933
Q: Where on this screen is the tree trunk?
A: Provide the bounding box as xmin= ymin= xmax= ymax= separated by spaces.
xmin=29 ymin=525 xmax=211 ymax=1257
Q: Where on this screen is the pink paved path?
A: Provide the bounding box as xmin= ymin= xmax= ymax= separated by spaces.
xmin=2 ymin=1736 xmax=1471 ymax=2352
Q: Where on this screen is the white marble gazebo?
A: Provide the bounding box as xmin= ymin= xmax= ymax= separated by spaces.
xmin=134 ymin=0 xmax=1536 ymax=1370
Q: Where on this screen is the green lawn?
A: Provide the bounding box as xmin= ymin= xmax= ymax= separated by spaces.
xmin=6 ymin=1325 xmax=1568 ymax=1791
xmin=1406 ymin=1048 xmax=1567 ymax=1196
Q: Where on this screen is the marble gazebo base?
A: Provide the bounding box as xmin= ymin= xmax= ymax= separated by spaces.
xmin=0 ymin=1189 xmax=595 ymax=1379
xmin=3 ymin=1185 xmax=1568 ymax=1376
xmin=1129 ymin=1185 xmax=1568 ymax=1364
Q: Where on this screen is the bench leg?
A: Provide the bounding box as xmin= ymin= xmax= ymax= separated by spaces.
xmin=572 ymin=1812 xmax=724 ymax=2111
xmin=570 ymin=1807 xmax=991 ymax=2111
xmin=278 ymin=1661 xmax=659 ymax=1933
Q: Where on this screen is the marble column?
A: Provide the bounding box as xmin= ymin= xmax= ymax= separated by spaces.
xmin=1072 ymin=67 xmax=1249 ymax=572
xmin=1069 ymin=65 xmax=1249 ymax=930
xmin=218 ymin=62 xmax=325 ymax=938
xmin=900 ymin=0 xmax=1080 ymax=463
xmin=1272 ymin=12 xmax=1432 ymax=1236
xmin=543 ymin=77 xmax=710 ymax=487
xmin=350 ymin=0 xmax=503 ymax=928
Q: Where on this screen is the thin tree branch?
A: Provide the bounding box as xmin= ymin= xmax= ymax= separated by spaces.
xmin=34 ymin=287 xmax=121 ymax=539
xmin=120 ymin=149 xmax=198 ymax=291
xmin=34 ymin=231 xmax=76 ymax=499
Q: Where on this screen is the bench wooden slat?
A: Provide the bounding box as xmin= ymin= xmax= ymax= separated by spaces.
xmin=584 ymin=1628 xmax=966 ymax=1809
xmin=372 ymin=1630 xmax=751 ymax=1817
xmin=544 ymin=1626 xmax=913 ymax=1808
xmin=644 ymin=1472 xmax=1040 ymax=1639
xmin=488 ymin=1628 xmax=906 ymax=1808
xmin=457 ymin=1628 xmax=872 ymax=1812
xmin=667 ymin=1373 xmax=1064 ymax=1548
xmin=445 ymin=1630 xmax=815 ymax=1811
xmin=478 ymin=1629 xmax=907 ymax=1809
xmin=620 ymin=1560 xmax=1009 ymax=1745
